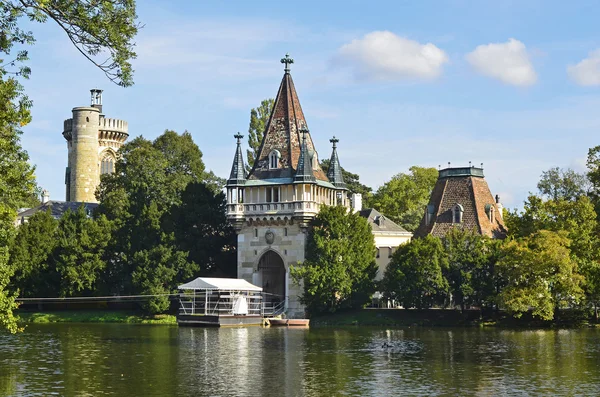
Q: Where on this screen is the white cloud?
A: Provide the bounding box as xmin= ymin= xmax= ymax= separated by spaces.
xmin=336 ymin=31 xmax=448 ymax=81
xmin=466 ymin=38 xmax=537 ymax=86
xmin=568 ymin=50 xmax=600 ymax=86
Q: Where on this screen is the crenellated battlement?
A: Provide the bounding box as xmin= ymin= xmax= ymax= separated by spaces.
xmin=63 ymin=119 xmax=73 ymax=141
xmin=99 ymin=117 xmax=128 ymax=134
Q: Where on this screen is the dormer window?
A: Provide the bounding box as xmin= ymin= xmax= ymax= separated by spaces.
xmin=425 ymin=204 xmax=435 ymax=226
xmin=485 ymin=204 xmax=495 ymax=223
xmin=452 ymin=203 xmax=464 ymax=224
xmin=269 ymin=150 xmax=281 ymax=169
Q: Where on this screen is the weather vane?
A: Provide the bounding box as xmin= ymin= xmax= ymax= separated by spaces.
xmin=234 ymin=132 xmax=243 ymax=144
xmin=281 ymin=53 xmax=294 ymax=73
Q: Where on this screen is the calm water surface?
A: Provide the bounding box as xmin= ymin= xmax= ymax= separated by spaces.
xmin=1 ymin=324 xmax=600 ymax=396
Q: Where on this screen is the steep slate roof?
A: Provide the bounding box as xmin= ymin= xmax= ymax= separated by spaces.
xmin=413 ymin=167 xmax=507 ymax=239
xmin=359 ymin=208 xmax=412 ymax=235
xmin=227 ymin=133 xmax=247 ymax=186
xmin=326 ymin=136 xmax=346 ymax=189
xmin=248 ymin=63 xmax=328 ymax=182
xmin=294 ymin=130 xmax=316 ymax=183
xmin=16 ymin=201 xmax=98 ymax=221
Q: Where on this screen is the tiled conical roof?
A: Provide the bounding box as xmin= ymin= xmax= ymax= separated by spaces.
xmin=326 ymin=136 xmax=346 ymax=189
xmin=227 ymin=133 xmax=247 ymax=186
xmin=294 ymin=128 xmax=316 ymax=183
xmin=414 ymin=166 xmax=507 ymax=239
xmin=248 ymin=55 xmax=327 ymax=182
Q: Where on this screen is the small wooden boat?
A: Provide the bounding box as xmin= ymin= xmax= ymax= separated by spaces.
xmin=267 ymin=318 xmax=310 ymax=327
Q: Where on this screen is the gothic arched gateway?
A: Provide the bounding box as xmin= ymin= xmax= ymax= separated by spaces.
xmin=257 ymin=251 xmax=285 ymax=302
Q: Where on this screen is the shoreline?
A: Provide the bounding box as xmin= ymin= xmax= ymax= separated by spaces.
xmin=16 ymin=308 xmax=599 ymax=329
xmin=17 ymin=310 xmax=177 ymax=325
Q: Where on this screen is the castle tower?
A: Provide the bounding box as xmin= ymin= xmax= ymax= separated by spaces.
xmin=63 ymin=89 xmax=129 ymax=202
xmin=414 ymin=165 xmax=507 ymax=239
xmin=226 ymin=55 xmax=350 ymax=318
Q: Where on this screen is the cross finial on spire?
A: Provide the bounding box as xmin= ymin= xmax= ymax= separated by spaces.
xmin=281 ymin=53 xmax=294 ymax=73
xmin=234 ymin=132 xmax=244 ymax=144
xmin=330 ymin=136 xmax=339 ymax=149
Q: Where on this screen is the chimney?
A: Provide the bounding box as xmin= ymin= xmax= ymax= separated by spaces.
xmin=495 ymin=194 xmax=503 ymax=219
xmin=90 ymin=88 xmax=103 ymax=113
xmin=351 ymin=193 xmax=362 ymax=213
xmin=41 ymin=189 xmax=50 ymax=204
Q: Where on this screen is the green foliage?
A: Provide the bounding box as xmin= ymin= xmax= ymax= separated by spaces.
xmin=167 ymin=182 xmax=236 ymax=277
xmin=291 ymin=205 xmax=377 ymax=315
xmin=537 ymin=167 xmax=590 ymax=201
xmin=18 ymin=311 xmax=177 ymax=325
xmin=0 ymin=0 xmax=139 ymax=86
xmin=497 ymin=231 xmax=584 ymax=320
xmin=54 ymin=206 xmax=111 ymax=297
xmin=444 ymin=228 xmax=497 ymax=310
xmin=9 ymin=209 xmax=58 ymax=297
xmin=246 ymin=98 xmax=274 ymax=169
xmin=97 ymin=130 xmax=231 ymax=313
xmin=320 ymin=159 xmax=372 ymax=204
xmin=370 ymin=166 xmax=438 ymax=232
xmin=382 ymin=235 xmax=449 ymax=309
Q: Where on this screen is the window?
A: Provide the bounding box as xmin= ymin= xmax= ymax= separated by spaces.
xmin=273 ymin=188 xmax=279 ymax=203
xmin=284 ymin=227 xmax=288 ymax=236
xmin=452 ymin=204 xmax=464 ymax=224
xmin=266 ymin=188 xmax=272 ymax=203
xmin=254 ymin=229 xmax=258 ymax=238
xmin=486 ymin=204 xmax=495 ymax=223
xmin=269 ymin=150 xmax=281 ymax=169
xmin=100 ymin=156 xmax=115 ymax=175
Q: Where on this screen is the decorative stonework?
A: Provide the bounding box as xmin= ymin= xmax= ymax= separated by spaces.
xmin=265 ymin=229 xmax=275 ymax=245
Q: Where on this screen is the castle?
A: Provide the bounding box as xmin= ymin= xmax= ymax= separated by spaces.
xmin=63 ymin=89 xmax=129 ymax=203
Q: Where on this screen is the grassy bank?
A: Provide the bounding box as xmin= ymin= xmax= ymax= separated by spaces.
xmin=309 ymin=308 xmax=594 ymax=328
xmin=17 ymin=310 xmax=177 ymax=325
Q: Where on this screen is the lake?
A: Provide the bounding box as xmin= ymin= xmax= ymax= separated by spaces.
xmin=1 ymin=324 xmax=600 ymax=396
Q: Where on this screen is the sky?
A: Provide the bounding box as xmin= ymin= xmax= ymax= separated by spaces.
xmin=17 ymin=0 xmax=600 ymax=209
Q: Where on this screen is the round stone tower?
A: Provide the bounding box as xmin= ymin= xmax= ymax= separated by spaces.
xmin=63 ymin=89 xmax=128 ymax=202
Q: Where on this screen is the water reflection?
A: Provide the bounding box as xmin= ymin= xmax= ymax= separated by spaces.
xmin=1 ymin=325 xmax=600 ymax=396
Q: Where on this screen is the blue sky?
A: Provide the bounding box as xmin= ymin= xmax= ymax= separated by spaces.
xmin=19 ymin=0 xmax=600 ymax=209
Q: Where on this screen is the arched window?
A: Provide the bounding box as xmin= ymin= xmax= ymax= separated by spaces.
xmin=269 ymin=150 xmax=281 ymax=169
xmin=452 ymin=203 xmax=464 ymax=224
xmin=100 ymin=155 xmax=115 ymax=175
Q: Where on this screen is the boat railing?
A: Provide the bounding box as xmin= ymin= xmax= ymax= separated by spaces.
xmin=262 ymin=293 xmax=286 ymax=317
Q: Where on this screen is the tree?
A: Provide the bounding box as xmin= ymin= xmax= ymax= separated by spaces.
xmin=9 ymin=209 xmax=58 ymax=297
xmin=1 ymin=1 xmax=139 ymax=86
xmin=97 ymin=130 xmax=230 ymax=313
xmin=497 ymin=230 xmax=584 ymax=321
xmin=537 ymin=167 xmax=590 ymax=201
xmin=53 ymin=206 xmax=111 ymax=297
xmin=246 ymin=98 xmax=274 ymax=169
xmin=166 ymin=182 xmax=236 ymax=277
xmin=291 ymin=205 xmax=377 ymax=315
xmin=320 ymin=159 xmax=372 ymax=204
xmin=370 ymin=166 xmax=438 ymax=232
xmin=0 ymin=77 xmax=36 ymax=333
xmin=443 ymin=228 xmax=496 ymax=311
xmin=382 ymin=235 xmax=449 ymax=309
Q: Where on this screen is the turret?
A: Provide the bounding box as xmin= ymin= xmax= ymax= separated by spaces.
xmin=63 ymin=90 xmax=128 ymax=202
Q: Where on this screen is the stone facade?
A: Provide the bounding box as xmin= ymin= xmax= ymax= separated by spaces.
xmin=226 ymin=57 xmax=351 ymax=318
xmin=63 ymin=90 xmax=128 ymax=203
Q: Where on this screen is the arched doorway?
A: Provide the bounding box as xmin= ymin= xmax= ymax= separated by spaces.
xmin=258 ymin=251 xmax=285 ymax=304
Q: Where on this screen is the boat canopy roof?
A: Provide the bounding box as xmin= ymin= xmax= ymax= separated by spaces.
xmin=177 ymin=277 xmax=262 ymax=292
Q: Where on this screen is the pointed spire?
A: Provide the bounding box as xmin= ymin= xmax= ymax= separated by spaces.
xmin=294 ymin=128 xmax=316 ymax=183
xmin=227 ymin=133 xmax=247 ymax=186
xmin=248 ymin=55 xmax=328 ymax=182
xmin=327 ymin=136 xmax=346 ymax=189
